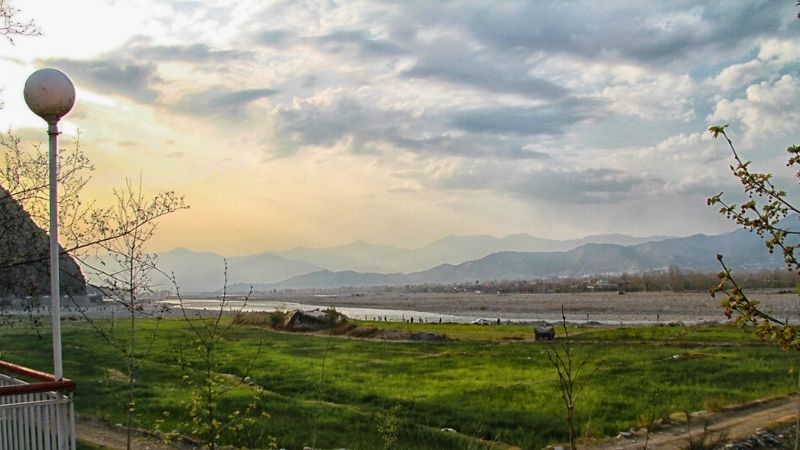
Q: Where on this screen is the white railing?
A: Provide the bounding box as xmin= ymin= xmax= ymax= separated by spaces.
xmin=0 ymin=361 xmax=75 ymax=450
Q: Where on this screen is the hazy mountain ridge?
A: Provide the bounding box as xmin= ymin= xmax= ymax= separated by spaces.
xmin=256 ymin=229 xmax=786 ymax=290
xmin=146 ymin=227 xmax=787 ymax=292
xmin=156 ymin=232 xmax=675 ymax=292
xmin=85 ymin=248 xmax=322 ymax=293
xmin=273 ymin=232 xmax=671 ymax=274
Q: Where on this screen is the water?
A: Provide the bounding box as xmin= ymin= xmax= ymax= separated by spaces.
xmin=158 ymin=298 xmax=710 ymax=325
xmin=161 ymin=298 xmax=484 ymax=323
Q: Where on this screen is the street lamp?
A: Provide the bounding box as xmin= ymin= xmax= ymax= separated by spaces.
xmin=23 ymin=68 xmax=75 ymax=381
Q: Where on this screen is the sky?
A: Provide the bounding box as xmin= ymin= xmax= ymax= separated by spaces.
xmin=1 ymin=0 xmax=800 ymax=256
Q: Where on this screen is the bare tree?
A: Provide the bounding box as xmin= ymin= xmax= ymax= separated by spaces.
xmin=75 ymin=177 xmax=186 ymax=449
xmin=0 ymin=132 xmax=94 ymax=279
xmin=170 ymin=263 xmax=265 ymax=449
xmin=545 ymin=306 xmax=589 ymax=450
xmin=0 ymin=0 xmax=40 ymax=44
xmin=0 ymin=7 xmax=188 ymax=450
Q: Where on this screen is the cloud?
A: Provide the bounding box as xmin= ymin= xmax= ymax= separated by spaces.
xmin=256 ymin=29 xmax=293 ymax=46
xmin=709 ymin=74 xmax=800 ymax=141
xmin=708 ymin=38 xmax=800 ymax=92
xmin=448 ymin=99 xmax=600 ymax=136
xmin=431 ymin=161 xmax=654 ymax=204
xmin=41 ymin=39 xmax=259 ymax=111
xmin=759 ymin=39 xmax=800 ymax=64
xmin=315 ymin=29 xmax=406 ymax=58
xmin=273 ymin=91 xmax=561 ymax=159
xmin=515 ymin=167 xmax=655 ymax=203
xmin=44 ymin=58 xmax=161 ymax=103
xmin=463 ymin=1 xmax=789 ymax=66
xmin=710 ymin=59 xmax=770 ymax=92
xmin=131 ymin=43 xmax=252 ymax=62
xmin=275 ymin=95 xmax=388 ymax=149
xmin=599 ymin=74 xmax=695 ymax=120
xmin=411 ymin=127 xmax=738 ymax=208
xmin=402 ymin=43 xmax=568 ymax=100
xmin=600 ymin=132 xmax=735 ymax=197
xmin=175 ymin=87 xmax=278 ymax=117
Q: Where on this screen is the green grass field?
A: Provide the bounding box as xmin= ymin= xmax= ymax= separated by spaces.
xmin=1 ymin=315 xmax=797 ymax=449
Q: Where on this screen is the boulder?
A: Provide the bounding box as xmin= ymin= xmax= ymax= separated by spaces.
xmin=534 ymin=324 xmax=555 ymax=341
xmin=282 ymin=309 xmax=347 ymax=331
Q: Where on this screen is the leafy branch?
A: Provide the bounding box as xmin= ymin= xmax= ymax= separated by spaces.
xmin=708 ymin=125 xmax=800 ymax=350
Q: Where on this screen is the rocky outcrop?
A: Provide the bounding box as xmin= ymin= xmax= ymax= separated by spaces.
xmin=281 ymin=309 xmax=347 ymax=331
xmin=534 ymin=324 xmax=555 ymax=341
xmin=0 ymin=186 xmax=86 ymax=298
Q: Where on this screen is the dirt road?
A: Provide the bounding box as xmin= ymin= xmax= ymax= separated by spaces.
xmin=75 ymin=415 xmax=196 ymax=450
xmin=584 ymin=396 xmax=798 ymax=450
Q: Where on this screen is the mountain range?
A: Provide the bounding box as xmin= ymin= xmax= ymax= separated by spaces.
xmin=139 ymin=226 xmax=789 ymax=293
xmin=273 ymin=233 xmax=670 ymax=274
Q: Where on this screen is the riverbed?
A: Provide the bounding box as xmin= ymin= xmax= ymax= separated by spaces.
xmin=161 ymin=290 xmax=800 ymax=325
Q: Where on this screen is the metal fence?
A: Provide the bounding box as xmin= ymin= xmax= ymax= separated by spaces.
xmin=0 ymin=361 xmax=75 ymax=450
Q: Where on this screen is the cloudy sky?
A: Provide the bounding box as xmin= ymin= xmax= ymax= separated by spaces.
xmin=2 ymin=0 xmax=799 ymax=255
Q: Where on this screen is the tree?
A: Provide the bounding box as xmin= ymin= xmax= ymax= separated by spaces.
xmin=0 ymin=8 xmax=189 ymax=449
xmin=0 ymin=0 xmax=39 ymax=44
xmin=170 ymin=265 xmax=265 ymax=449
xmin=0 ymin=133 xmax=92 ymax=296
xmin=545 ymin=306 xmax=589 ymax=450
xmin=77 ymin=178 xmax=186 ymax=449
xmin=0 ymin=2 xmax=93 ymax=288
xmin=707 ymin=125 xmax=800 ymax=350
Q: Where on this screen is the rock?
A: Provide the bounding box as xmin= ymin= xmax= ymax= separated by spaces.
xmin=282 ymin=309 xmax=347 ymax=331
xmin=372 ymin=329 xmax=448 ymax=341
xmin=0 ymin=186 xmax=86 ymax=299
xmin=534 ymin=323 xmax=555 ymax=341
xmin=411 ymin=331 xmax=447 ymax=341
xmin=723 ymin=428 xmax=788 ymax=450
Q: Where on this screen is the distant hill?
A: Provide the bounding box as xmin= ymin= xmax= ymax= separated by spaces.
xmin=85 ymin=247 xmax=321 ymax=293
xmin=261 ymin=270 xmax=407 ymax=291
xmin=274 ymin=232 xmax=670 ymax=274
xmin=275 ymin=242 xmax=404 ymax=273
xmin=146 ymin=225 xmax=794 ymax=292
xmin=260 ymin=227 xmax=786 ymax=289
xmin=152 ymin=232 xmax=674 ymax=292
xmin=154 ymin=248 xmax=322 ymax=292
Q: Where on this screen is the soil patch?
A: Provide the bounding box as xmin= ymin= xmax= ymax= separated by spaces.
xmin=582 ymin=395 xmax=798 ymax=450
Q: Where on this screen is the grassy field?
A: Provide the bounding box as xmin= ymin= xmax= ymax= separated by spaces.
xmin=1 ymin=315 xmax=797 ymax=449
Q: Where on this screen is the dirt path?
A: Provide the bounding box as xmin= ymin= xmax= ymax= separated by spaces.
xmin=75 ymin=415 xmax=197 ymax=450
xmin=583 ymin=396 xmax=798 ymax=450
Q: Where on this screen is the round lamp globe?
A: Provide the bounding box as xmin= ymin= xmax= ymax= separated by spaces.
xmin=24 ymin=68 xmax=76 ymax=124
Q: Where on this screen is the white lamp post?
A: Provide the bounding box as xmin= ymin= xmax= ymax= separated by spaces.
xmin=23 ymin=68 xmax=75 ymax=381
